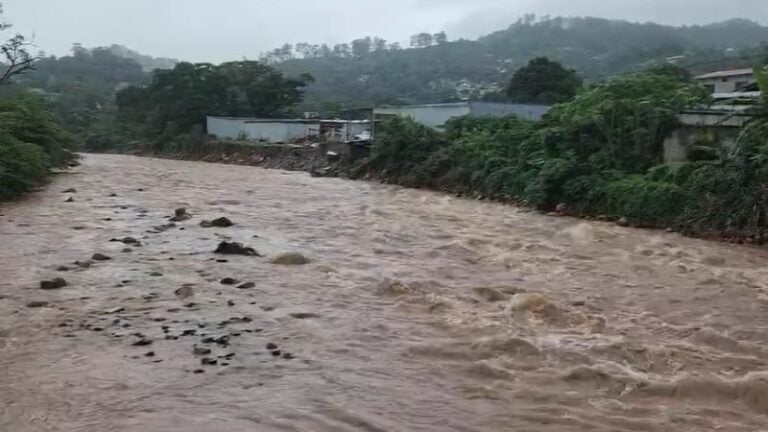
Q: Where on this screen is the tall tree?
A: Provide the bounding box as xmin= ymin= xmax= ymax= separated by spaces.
xmin=116 ymin=61 xmax=313 ymax=135
xmin=433 ymin=31 xmax=448 ymax=45
xmin=410 ymin=33 xmax=433 ymax=48
xmin=506 ymin=57 xmax=582 ymax=104
xmin=351 ymin=37 xmax=372 ymax=58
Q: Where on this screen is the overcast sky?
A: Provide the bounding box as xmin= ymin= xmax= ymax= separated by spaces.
xmin=3 ymin=0 xmax=765 ymax=63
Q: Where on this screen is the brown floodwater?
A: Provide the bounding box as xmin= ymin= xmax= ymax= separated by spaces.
xmin=1 ymin=154 xmax=767 ymax=431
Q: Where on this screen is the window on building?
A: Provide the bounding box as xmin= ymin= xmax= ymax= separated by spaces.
xmin=734 ymin=81 xmax=749 ymax=91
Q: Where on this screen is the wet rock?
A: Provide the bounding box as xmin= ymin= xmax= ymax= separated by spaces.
xmin=193 ymin=369 xmax=205 ymax=374
xmin=555 ymin=203 xmax=568 ymax=215
xmin=193 ymin=346 xmax=212 ymax=356
xmin=62 ymin=188 xmax=77 ymax=193
xmin=122 ymin=248 xmax=133 ymax=253
xmin=271 ymin=350 xmax=282 ymax=357
xmin=202 ymin=335 xmax=230 ymax=346
xmin=237 ymin=282 xmax=255 ymax=290
xmin=65 ymin=196 xmax=75 ymax=203
xmin=617 ymin=217 xmax=629 ymax=227
xmin=282 ymin=352 xmax=295 ymax=360
xmin=110 ymin=237 xmax=141 ymax=246
xmin=290 ymin=312 xmax=320 ymax=319
xmin=271 ymin=252 xmax=310 ymax=266
xmin=152 ymin=223 xmax=177 ymax=233
xmin=227 ymin=300 xmax=235 ymax=307
xmin=105 ymin=306 xmax=125 ymax=314
xmin=108 ymin=193 xmax=118 ymax=197
xmin=201 ymin=357 xmax=218 ymax=366
xmin=26 ymin=300 xmax=49 ymax=308
xmin=132 ymin=338 xmax=153 ymax=347
xmin=175 ymin=286 xmax=194 ymax=299
xmin=220 ymin=278 xmax=239 ymax=286
xmin=215 ymin=241 xmax=260 ymax=256
xmin=144 ymin=351 xmax=156 ymax=358
xmin=183 ymin=329 xmax=197 ymax=336
xmin=92 ymin=253 xmax=112 ymax=261
xmin=40 ymin=278 xmax=68 ymax=290
xmin=74 ymin=260 xmax=93 ymax=268
xmin=266 ymin=342 xmax=278 ymax=350
xmin=56 ymin=266 xmax=70 ymax=272
xmin=200 ymin=217 xmax=234 ymax=228
xmin=150 ymin=272 xmax=163 ymax=277
xmin=169 ymin=208 xmax=191 ymax=222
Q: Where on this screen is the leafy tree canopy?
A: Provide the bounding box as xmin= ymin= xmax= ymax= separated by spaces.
xmin=506 ymin=57 xmax=582 ymax=104
xmin=116 ymin=60 xmax=313 ymax=137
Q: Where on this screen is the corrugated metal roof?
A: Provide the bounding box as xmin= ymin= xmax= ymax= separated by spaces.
xmin=695 ymin=68 xmax=754 ymax=80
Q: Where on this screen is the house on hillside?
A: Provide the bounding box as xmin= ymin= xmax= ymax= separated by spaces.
xmin=695 ymin=68 xmax=756 ymax=95
xmin=373 ymin=102 xmax=551 ymax=128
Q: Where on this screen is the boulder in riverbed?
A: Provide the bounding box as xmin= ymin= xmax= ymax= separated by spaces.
xmin=214 ymin=241 xmax=260 ymax=256
xmin=220 ymin=278 xmax=239 ymax=286
xmin=92 ymin=253 xmax=112 ymax=261
xmin=237 ymin=282 xmax=255 ymax=290
xmin=110 ymin=237 xmax=141 ymax=245
xmin=169 ymin=208 xmax=191 ymax=222
xmin=271 ymin=252 xmax=310 ymax=265
xmin=62 ymin=188 xmax=77 ymax=193
xmin=175 ymin=286 xmax=194 ymax=299
xmin=200 ymin=217 xmax=234 ymax=228
xmin=26 ymin=300 xmax=49 ymax=308
xmin=40 ymin=278 xmax=68 ymax=290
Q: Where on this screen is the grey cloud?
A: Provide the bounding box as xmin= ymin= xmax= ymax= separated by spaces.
xmin=2 ymin=0 xmax=762 ymax=62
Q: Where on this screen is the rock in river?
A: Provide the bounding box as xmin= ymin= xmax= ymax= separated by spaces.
xmin=169 ymin=208 xmax=191 ymax=222
xmin=220 ymin=278 xmax=239 ymax=286
xmin=92 ymin=253 xmax=112 ymax=261
xmin=40 ymin=278 xmax=68 ymax=290
xmin=200 ymin=217 xmax=234 ymax=228
xmin=26 ymin=300 xmax=49 ymax=308
xmin=271 ymin=252 xmax=310 ymax=266
xmin=237 ymin=282 xmax=255 ymax=290
xmin=214 ymin=241 xmax=260 ymax=256
xmin=193 ymin=346 xmax=212 ymax=356
xmin=175 ymin=286 xmax=194 ymax=299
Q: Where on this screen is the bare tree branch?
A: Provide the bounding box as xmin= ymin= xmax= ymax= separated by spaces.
xmin=0 ymin=2 xmax=38 ymax=85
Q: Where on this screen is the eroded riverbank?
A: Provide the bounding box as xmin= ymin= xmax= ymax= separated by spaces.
xmin=1 ymin=154 xmax=767 ymax=431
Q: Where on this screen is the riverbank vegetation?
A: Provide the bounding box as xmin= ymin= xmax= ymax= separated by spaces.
xmin=0 ymin=4 xmax=78 ymax=201
xmin=358 ymin=66 xmax=768 ymax=240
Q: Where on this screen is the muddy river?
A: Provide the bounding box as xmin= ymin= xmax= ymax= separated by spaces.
xmin=1 ymin=154 xmax=767 ymax=431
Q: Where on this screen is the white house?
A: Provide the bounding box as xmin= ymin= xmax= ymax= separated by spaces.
xmin=373 ymin=102 xmax=551 ymax=128
xmin=695 ymin=68 xmax=756 ymax=94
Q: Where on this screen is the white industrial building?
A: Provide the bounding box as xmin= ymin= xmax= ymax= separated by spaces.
xmin=207 ymin=117 xmax=371 ymax=143
xmin=373 ymin=102 xmax=551 ymax=128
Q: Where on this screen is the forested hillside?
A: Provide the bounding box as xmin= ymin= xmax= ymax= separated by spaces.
xmin=274 ymin=17 xmax=768 ymax=112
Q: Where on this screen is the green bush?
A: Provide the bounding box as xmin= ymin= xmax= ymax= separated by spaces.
xmin=601 ymin=177 xmax=688 ymax=226
xmin=0 ymin=92 xmax=79 ymax=200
